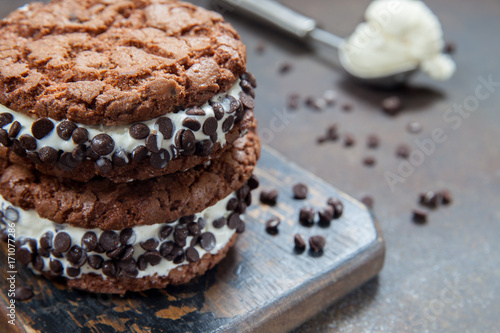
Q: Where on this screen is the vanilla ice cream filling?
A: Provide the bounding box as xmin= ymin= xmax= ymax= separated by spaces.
xmin=0 ymin=192 xmax=240 ymax=280
xmin=339 ymin=0 xmax=456 ymax=81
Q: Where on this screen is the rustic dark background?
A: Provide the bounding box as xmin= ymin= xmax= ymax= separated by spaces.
xmin=0 ymin=0 xmax=499 ymax=332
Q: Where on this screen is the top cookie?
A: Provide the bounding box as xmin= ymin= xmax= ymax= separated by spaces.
xmin=0 ymin=0 xmax=246 ymax=125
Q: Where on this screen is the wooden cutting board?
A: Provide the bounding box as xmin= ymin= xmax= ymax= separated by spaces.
xmin=0 ymin=146 xmax=385 ymax=333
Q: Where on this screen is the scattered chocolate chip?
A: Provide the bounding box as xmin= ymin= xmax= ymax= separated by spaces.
xmin=102 ymin=260 xmax=117 ymax=277
xmin=66 ymin=245 xmax=85 ymax=265
xmin=8 ymin=121 xmax=21 ymax=138
xmin=247 ymin=174 xmax=260 ymax=190
xmin=120 ymin=228 xmax=136 ymax=245
xmin=140 ymin=239 xmax=159 ymax=251
xmin=242 ymin=72 xmax=257 ymax=88
xmin=236 ymin=220 xmax=245 ymax=233
xmin=66 ymin=266 xmax=81 ymax=277
xmin=240 ymin=92 xmax=255 ymax=109
xmin=396 ymin=144 xmax=411 ymax=159
xmin=235 ymin=202 xmax=247 ymax=214
xmin=91 ymin=134 xmax=114 ymax=156
xmin=222 ymin=116 xmax=234 ymax=133
xmin=183 ymin=117 xmax=201 ymax=131
xmin=14 ymin=286 xmax=33 ymax=301
xmin=96 ymin=157 xmax=112 ymax=174
xmin=294 ymin=234 xmax=306 ymax=252
xmin=419 ymin=191 xmax=442 ymax=209
xmin=71 ymin=127 xmax=88 ymax=144
xmin=119 ymin=246 xmax=134 ymax=261
xmin=226 ymin=197 xmax=238 ymax=210
xmin=309 ymin=235 xmax=326 ymax=253
xmin=256 ymin=42 xmax=266 ymax=54
xmin=129 ymin=123 xmax=150 ymax=140
xmin=99 ymin=231 xmax=119 ymax=251
xmin=200 ymin=232 xmax=216 ymax=251
xmin=185 ymin=247 xmax=200 ymax=262
xmin=367 ymin=134 xmax=379 ymax=148
xmin=40 ymin=231 xmax=53 ymax=250
xmin=293 ymin=183 xmax=308 ymax=200
xmin=323 ymin=90 xmax=337 ymax=106
xmin=342 ymin=103 xmax=353 ymax=112
xmin=174 ymin=226 xmax=189 ymax=247
xmin=56 ymin=121 xmax=77 ymax=140
xmin=326 ymin=124 xmax=339 ymax=141
xmin=412 ymin=210 xmax=428 ymax=224
xmin=32 ymin=118 xmax=54 ymax=139
xmin=213 ymin=217 xmax=227 ymax=229
xmin=156 ymin=117 xmax=174 ymax=139
xmin=159 ymin=241 xmax=175 ymax=257
xmin=441 ymin=189 xmax=452 ymax=205
xmin=0 ymin=113 xmax=13 ymax=127
xmin=299 ymin=207 xmax=315 ymax=226
xmin=305 ymin=96 xmax=326 ymax=111
xmin=202 ymin=117 xmax=218 ymax=136
xmin=143 ymin=251 xmax=162 ymax=266
xmin=381 ymin=96 xmax=402 ymax=115
xmin=150 ymin=149 xmax=170 ymax=169
xmin=279 ymin=62 xmax=292 ymax=74
xmin=327 ymin=198 xmax=344 ymax=218
xmin=240 ymin=80 xmax=255 ymax=98
xmin=361 ymin=196 xmax=374 ymax=209
xmin=211 ymin=101 xmax=225 ymax=120
xmin=265 ymin=216 xmax=280 ymax=235
xmin=260 ymin=189 xmax=278 ymax=206
xmin=318 ymin=206 xmax=334 ymax=226
xmin=287 ymin=93 xmax=300 ymax=109
xmin=5 ymin=207 xmax=19 ymax=222
xmin=227 ymin=213 xmax=242 ymax=230
xmin=363 ymin=156 xmax=376 ymax=167
xmin=407 ymin=121 xmax=422 ymax=134
xmin=159 ymin=226 xmax=173 ymax=241
xmin=344 ymin=133 xmax=356 ymax=147
xmin=49 ymin=259 xmax=63 ymax=273
xmin=131 ymin=145 xmax=149 ymax=162
xmin=444 ymin=41 xmax=456 ymax=54
xmin=17 ymin=247 xmax=32 ymax=266
xmin=53 ymin=232 xmax=71 ymax=253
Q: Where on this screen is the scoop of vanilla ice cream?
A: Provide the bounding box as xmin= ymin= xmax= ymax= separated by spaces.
xmin=339 ymin=0 xmax=456 ymax=81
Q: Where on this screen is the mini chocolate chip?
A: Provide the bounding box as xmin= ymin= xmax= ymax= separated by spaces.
xmin=112 ymin=149 xmax=128 ymax=167
xmin=182 ymin=118 xmax=201 ymax=131
xmin=66 ymin=266 xmax=80 ymax=277
xmin=179 ymin=215 xmax=196 ymax=225
xmin=40 ymin=231 xmax=53 ymax=250
xmin=11 ymin=140 xmax=26 ymax=157
xmin=94 ymin=244 xmax=105 ymax=254
xmin=234 ymin=104 xmax=246 ymax=123
xmin=247 ymin=175 xmax=259 ymax=191
xmin=160 ymin=241 xmax=175 ymax=257
xmin=86 ymin=148 xmax=100 ymax=161
xmin=32 ymin=118 xmax=54 ymax=139
xmin=235 ymin=202 xmax=247 ymax=214
xmin=211 ymin=101 xmax=225 ymax=120
xmin=195 ymin=140 xmax=213 ymax=157
xmin=56 ymin=121 xmax=77 ymax=140
xmin=327 ymin=198 xmax=344 ymax=218
xmin=119 ymin=258 xmax=138 ymax=275
xmin=17 ymin=247 xmax=32 ymax=266
xmin=0 ymin=129 xmax=12 ymax=147
xmin=137 ymin=256 xmax=147 ymax=270
xmin=279 ymin=62 xmax=292 ymax=74
xmin=326 ymin=124 xmax=339 ymax=141
xmin=407 ymin=121 xmax=422 ymax=134
xmin=294 ymin=234 xmax=306 ymax=252
xmin=72 ymin=127 xmax=88 ymax=144
xmin=240 ymin=80 xmax=255 ymax=98
xmin=38 ymin=248 xmax=50 ymax=257
xmin=156 ymin=117 xmax=174 ymax=139
xmin=96 ymin=158 xmax=112 ymax=174
xmin=245 ymin=192 xmax=252 ymax=206
xmin=293 ymin=183 xmax=308 ymax=199
xmin=361 ymin=196 xmax=374 ymax=209
xmin=190 ymin=235 xmax=200 ymax=247
xmin=8 ymin=121 xmax=21 ymax=138
xmin=106 ymin=245 xmax=124 ymax=259
xmin=222 ymin=116 xmax=234 ymax=133
xmin=226 ymin=95 xmax=240 ymax=113
xmin=88 ymin=255 xmax=103 ymax=269
xmin=119 ymin=246 xmax=134 ymax=261
xmin=150 ymin=149 xmax=170 ymax=169
xmin=72 ymin=145 xmax=86 ymax=161
xmin=5 ymin=207 xmax=19 ymax=222
xmin=129 ymin=123 xmax=150 ymax=139
xmin=344 ymin=133 xmax=356 ymax=147
xmin=53 ymin=232 xmax=71 ymax=253
xmin=185 ymin=247 xmax=200 ymax=262
xmin=323 ymin=90 xmax=337 ymax=105
xmin=202 ymin=117 xmax=218 ymax=136
xmin=14 ymin=286 xmax=33 ymax=301
xmin=120 ymin=228 xmax=136 ymax=245
xmin=143 ymin=251 xmax=162 ymax=266
xmin=342 ymin=103 xmax=353 ymax=112
xmin=66 ymin=245 xmax=84 ymax=265
xmin=33 ymin=255 xmax=44 ymax=271
xmin=227 ymin=213 xmax=242 ymax=230
xmin=99 ymin=231 xmax=119 ymax=251
xmin=186 ymin=106 xmax=206 ymax=116
xmin=441 ymin=189 xmax=452 ymax=205
xmin=0 ymin=113 xmax=13 ymax=127
xmin=59 ymin=152 xmax=79 ymax=169
xmin=131 ymin=145 xmax=149 ymax=162
xmin=318 ymin=206 xmax=334 ymax=225
xmin=381 ymin=96 xmax=402 ymax=115
xmin=363 ymin=157 xmax=376 ymax=167
xmin=309 ymin=235 xmax=326 ymax=253
xmin=241 ymin=72 xmax=257 ymax=88
xmin=239 ymin=92 xmax=255 ymax=109
xmin=91 ymin=134 xmax=114 ymax=156
xmin=265 ymin=216 xmax=280 ymax=235
xmin=412 ymin=210 xmax=428 ymax=224
xmin=102 ymin=260 xmax=117 ymax=277
xmin=159 ymin=226 xmax=173 ymax=241
xmin=260 ymin=189 xmax=278 ymax=206
xmin=198 ymin=217 xmax=207 ymax=229
xmin=200 ymin=232 xmax=216 ymax=251
xmin=213 ymin=217 xmax=227 ymax=229
xmin=367 ymin=134 xmax=379 ymax=148
xmin=173 ymin=252 xmax=185 ymax=264
xmin=187 ymin=222 xmax=201 ymax=236
xmin=51 ymin=249 xmax=63 ymax=258
xmin=209 ymin=133 xmax=218 ymax=143
xmin=27 ymin=151 xmax=42 ymax=164
xmin=396 ymin=144 xmax=411 ymax=159
xmin=236 ymin=220 xmax=245 ymax=233
xmin=140 ymin=239 xmax=159 ymax=251
xmin=305 ymin=97 xmax=326 ymax=111
xmin=419 ymin=191 xmax=442 ymax=209
xmin=50 ymin=259 xmax=63 ymax=273
xmin=444 ymin=41 xmax=456 ymax=54
xmin=299 ymin=207 xmax=315 ymax=226
xmin=174 ymin=226 xmax=189 ymax=247
xmin=287 ymin=93 xmax=300 ymax=109
xmin=179 ymin=129 xmax=195 ymax=152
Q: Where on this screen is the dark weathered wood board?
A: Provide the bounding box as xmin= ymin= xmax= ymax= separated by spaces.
xmin=0 ymin=146 xmax=384 ymax=333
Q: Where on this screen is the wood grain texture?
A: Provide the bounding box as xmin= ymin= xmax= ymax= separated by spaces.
xmin=0 ymin=146 xmax=384 ymax=332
